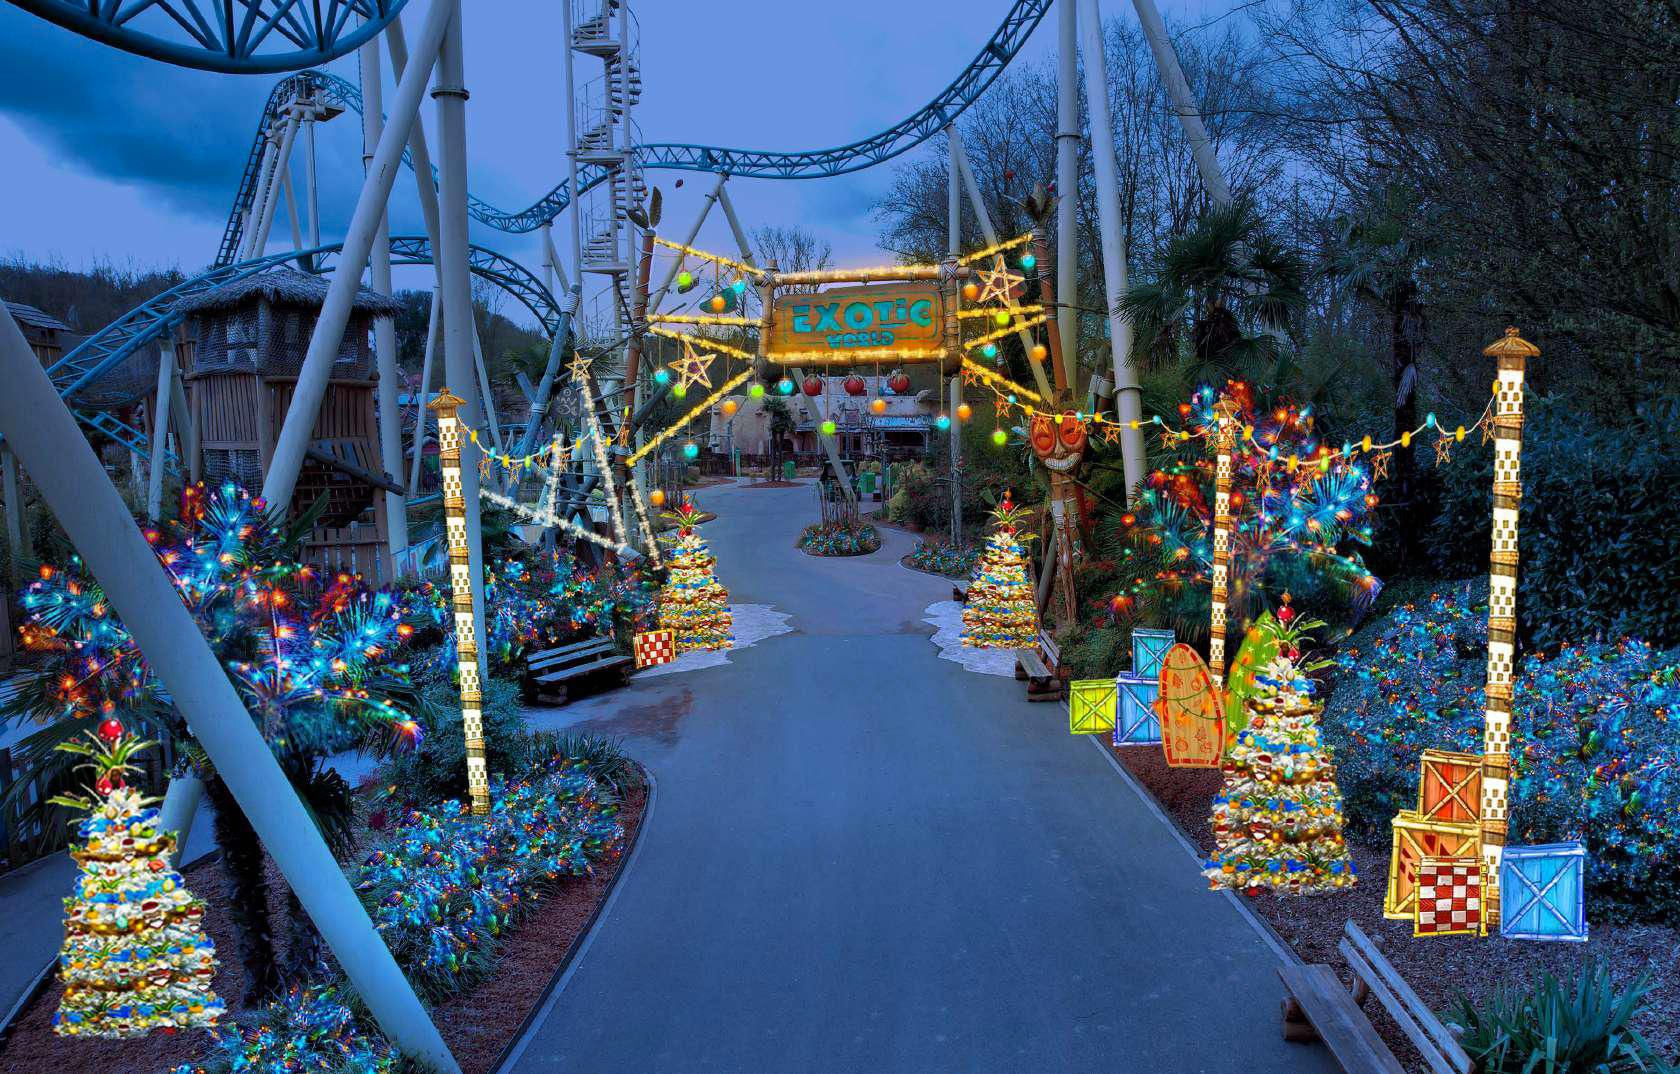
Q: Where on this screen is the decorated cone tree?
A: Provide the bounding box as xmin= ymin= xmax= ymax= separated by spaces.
xmin=962 ymin=492 xmax=1039 ymax=649
xmin=1204 ymin=603 xmax=1357 ymax=896
xmin=51 ymin=720 xmax=225 ymax=1038
xmin=658 ymin=499 xmax=732 ymax=652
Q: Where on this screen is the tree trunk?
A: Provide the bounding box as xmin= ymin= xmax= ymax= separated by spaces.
xmin=1389 ymin=279 xmax=1426 ymax=567
xmin=204 ymin=774 xmax=280 ymax=1005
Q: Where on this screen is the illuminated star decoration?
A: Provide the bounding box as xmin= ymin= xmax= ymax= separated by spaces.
xmin=1099 ymin=422 xmax=1123 ymax=446
xmin=1370 ymin=450 xmax=1392 ymax=481
xmin=976 ymin=257 xmax=1025 ymax=306
xmin=668 ymin=338 xmax=715 ymax=392
xmin=1434 ymin=435 xmax=1454 ymax=467
xmin=566 ymin=350 xmax=594 ymax=383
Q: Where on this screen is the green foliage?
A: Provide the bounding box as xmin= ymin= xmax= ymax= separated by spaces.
xmin=523 ymin=730 xmax=642 ymax=796
xmin=1224 ymin=613 xmax=1280 ymax=735
xmin=380 ymin=674 xmax=528 ymax=808
xmin=1429 ymin=396 xmax=1680 ymax=648
xmin=1448 ymin=963 xmax=1674 ymax=1074
xmin=798 ymin=522 xmax=881 ymax=556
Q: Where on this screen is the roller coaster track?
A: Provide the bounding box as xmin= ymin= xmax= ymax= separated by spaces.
xmin=50 ymin=235 xmax=560 ymax=469
xmin=216 ymin=0 xmax=1054 ymax=264
xmin=7 ymin=0 xmax=407 ymax=74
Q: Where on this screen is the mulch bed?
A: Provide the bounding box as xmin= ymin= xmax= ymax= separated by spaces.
xmin=1108 ymin=742 xmax=1680 ymax=1070
xmin=0 ymin=784 xmax=648 ymax=1074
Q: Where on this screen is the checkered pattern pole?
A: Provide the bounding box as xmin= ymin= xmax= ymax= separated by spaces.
xmin=428 ymin=387 xmax=490 ymax=816
xmin=1208 ymin=396 xmax=1238 ymax=689
xmin=1478 ymin=327 xmax=1538 ymax=924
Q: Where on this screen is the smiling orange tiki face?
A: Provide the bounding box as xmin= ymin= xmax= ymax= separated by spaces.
xmin=1029 ymin=413 xmax=1086 ymax=474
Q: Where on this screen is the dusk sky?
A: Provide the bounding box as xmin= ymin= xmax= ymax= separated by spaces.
xmin=0 ymin=0 xmax=1222 ymax=324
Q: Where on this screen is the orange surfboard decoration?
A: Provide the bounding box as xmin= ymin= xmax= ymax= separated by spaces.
xmin=1156 ymin=644 xmax=1225 ymax=768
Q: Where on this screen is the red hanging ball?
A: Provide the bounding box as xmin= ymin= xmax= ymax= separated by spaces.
xmin=888 ymin=371 xmax=912 ymax=395
xmin=96 ymin=717 xmax=125 ymax=743
xmin=801 ymin=375 xmax=823 ymax=396
xmin=842 ymin=375 xmax=866 ymax=396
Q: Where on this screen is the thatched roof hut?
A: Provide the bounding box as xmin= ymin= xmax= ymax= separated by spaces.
xmin=179 ymin=267 xmax=403 ymax=381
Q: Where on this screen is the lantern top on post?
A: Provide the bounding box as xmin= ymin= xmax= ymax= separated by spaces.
xmin=1483 ymin=327 xmax=1540 ymax=360
xmin=427 ymin=387 xmax=466 ymax=414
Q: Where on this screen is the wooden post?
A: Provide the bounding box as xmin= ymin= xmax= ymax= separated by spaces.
xmin=1479 ymin=326 xmax=1537 ymax=926
xmin=1209 ymin=395 xmax=1237 ymax=689
xmin=427 ymin=387 xmax=490 ymax=816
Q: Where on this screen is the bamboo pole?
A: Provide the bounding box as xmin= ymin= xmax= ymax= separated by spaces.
xmin=1208 ymin=395 xmax=1237 ymax=689
xmin=1478 ymin=326 xmax=1537 ymax=927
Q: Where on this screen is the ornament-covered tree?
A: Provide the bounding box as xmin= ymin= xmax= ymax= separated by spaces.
xmin=50 ymin=721 xmax=225 ymax=1038
xmin=1204 ymin=606 xmax=1357 ymax=895
xmin=658 ymin=500 xmax=732 ymax=652
xmin=962 ymin=492 xmax=1039 ymax=649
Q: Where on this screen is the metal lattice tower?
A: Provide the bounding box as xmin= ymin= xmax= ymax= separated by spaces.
xmin=570 ymin=0 xmax=643 ymax=295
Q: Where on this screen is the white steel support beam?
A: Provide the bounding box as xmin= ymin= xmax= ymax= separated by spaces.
xmin=1129 ymin=0 xmax=1232 ymax=207
xmin=2 ymin=441 xmax=28 ymax=583
xmin=647 ymin=173 xmax=726 ymax=317
xmin=1078 ymin=0 xmax=1146 ymax=499
xmin=409 ymin=288 xmax=441 ymax=495
xmin=243 ymin=130 xmax=282 ymax=261
xmin=385 ymin=14 xmax=445 ymax=267
xmin=304 ymin=112 xmax=322 ymax=249
xmin=263 ymin=0 xmax=456 ymax=512
xmin=0 ymin=304 xmax=460 ymax=1074
xmin=433 ymin=2 xmax=489 ymax=685
xmin=250 ymin=112 xmax=300 ymax=258
xmin=362 ymin=22 xmax=408 ymax=558
xmin=146 ymin=336 xmax=176 ymax=522
xmin=950 ymin=129 xmax=1057 ymax=402
xmin=168 ymin=360 xmax=198 ymax=484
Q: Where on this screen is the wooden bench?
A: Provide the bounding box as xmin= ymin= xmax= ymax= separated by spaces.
xmin=523 ymin=636 xmax=632 ymax=704
xmin=1278 ymin=921 xmax=1472 ymax=1074
xmin=1014 ymin=628 xmax=1067 ymax=703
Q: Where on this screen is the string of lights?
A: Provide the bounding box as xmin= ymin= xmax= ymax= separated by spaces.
xmin=479 ymin=486 xmax=636 ymax=557
xmin=626 ymin=368 xmax=754 ymax=466
xmin=956 ymin=233 xmax=1034 ymax=266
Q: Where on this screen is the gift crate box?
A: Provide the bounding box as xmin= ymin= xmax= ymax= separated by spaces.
xmin=1383 ymin=810 xmax=1481 ymax=920
xmin=1113 ymin=673 xmax=1162 ymax=745
xmin=1500 ymin=842 xmax=1588 ymax=942
xmin=1414 ymin=856 xmax=1487 ymax=937
xmin=1068 ymin=679 xmax=1116 ymax=735
xmin=1419 ymin=749 xmax=1482 ymax=824
xmin=1131 ymin=628 xmax=1175 ymax=680
xmin=632 ymin=629 xmax=676 ymax=669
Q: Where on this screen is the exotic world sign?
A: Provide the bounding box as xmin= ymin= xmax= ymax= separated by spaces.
xmin=769 ymin=282 xmax=945 ymax=357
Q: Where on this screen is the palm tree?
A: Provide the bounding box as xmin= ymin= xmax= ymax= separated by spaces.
xmin=1119 ymin=202 xmax=1308 ymax=384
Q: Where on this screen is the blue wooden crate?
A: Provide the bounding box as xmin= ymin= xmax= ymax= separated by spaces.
xmin=1113 ymin=673 xmax=1162 ymax=745
xmin=1131 ymin=628 xmax=1175 ymax=680
xmin=1500 ymin=842 xmax=1588 ymax=942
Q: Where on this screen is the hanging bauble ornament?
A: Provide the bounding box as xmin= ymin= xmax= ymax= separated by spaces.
xmin=842 ymin=375 xmax=866 ymax=396
xmin=820 ymin=419 xmax=838 ymax=436
xmin=731 ymin=278 xmax=748 ymax=295
xmin=650 ymin=489 xmax=666 ymax=508
xmin=709 ymin=294 xmax=728 ymax=313
xmin=870 ymin=397 xmax=888 ymax=415
xmin=802 ymin=375 xmax=823 ymax=396
xmin=888 ymin=371 xmax=911 ymax=394
xmin=1030 ymin=343 xmax=1049 ymax=363
xmin=993 ymin=310 xmax=1011 ymax=327
xmin=981 ymin=343 xmax=998 ymax=359
xmin=683 ymin=442 xmax=700 ymax=459
xmin=777 ymin=377 xmax=795 ymax=395
xmin=672 ymin=383 xmax=688 ymax=399
xmin=676 ymin=270 xmax=695 ymax=292
xmin=956 ymin=403 xmax=973 ymax=423
xmin=1020 ymin=252 xmax=1037 ymax=270
xmin=721 ymin=398 xmax=739 ymax=417
xmin=749 ymin=382 xmax=766 ymax=399
xmin=962 ymin=282 xmax=980 ymax=302
xmin=653 ymin=369 xmax=671 ymax=385
xmin=992 ymin=428 xmax=1008 ymax=446
xmin=935 ymin=414 xmax=952 ymax=431
xmin=96 ymin=716 xmax=124 ymax=744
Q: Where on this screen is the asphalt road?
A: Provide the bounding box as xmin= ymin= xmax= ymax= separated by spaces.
xmin=511 ymin=479 xmax=1338 ymax=1074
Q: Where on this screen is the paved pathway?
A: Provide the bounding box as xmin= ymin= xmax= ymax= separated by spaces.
xmin=510 ymin=480 xmax=1338 ymax=1073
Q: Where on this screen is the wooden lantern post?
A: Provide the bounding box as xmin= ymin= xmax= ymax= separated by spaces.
xmin=427 ymin=387 xmax=490 ymax=816
xmin=1478 ymin=326 xmax=1537 ymax=924
xmin=1208 ymin=394 xmax=1239 ymax=690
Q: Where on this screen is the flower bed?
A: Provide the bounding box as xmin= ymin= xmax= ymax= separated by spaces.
xmin=797 ymin=522 xmax=881 ymax=557
xmin=902 ymin=538 xmax=978 ymax=578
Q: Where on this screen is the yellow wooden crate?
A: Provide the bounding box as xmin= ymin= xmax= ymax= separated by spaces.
xmin=1068 ymin=678 xmax=1117 ymax=735
xmin=1383 ymin=810 xmax=1481 ymax=920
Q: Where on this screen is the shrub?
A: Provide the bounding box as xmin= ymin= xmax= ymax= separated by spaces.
xmin=1447 ymin=963 xmax=1674 ymax=1074
xmin=905 ymin=538 xmax=978 ymax=578
xmin=1430 ymin=395 xmax=1680 ymax=649
xmin=1325 ymin=588 xmax=1680 ymax=921
xmin=355 ymin=758 xmax=624 ymax=1001
xmin=171 ymin=981 xmax=397 ymax=1074
xmin=523 ymin=730 xmax=642 ymax=796
xmin=798 ymin=521 xmax=881 ymax=556
xmin=379 ymin=673 xmax=528 ymax=808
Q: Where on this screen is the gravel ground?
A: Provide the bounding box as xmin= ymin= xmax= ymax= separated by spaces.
xmin=1110 ymin=742 xmax=1680 ymax=1071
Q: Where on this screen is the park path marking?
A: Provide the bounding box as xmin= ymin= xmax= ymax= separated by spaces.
xmin=922 ymin=599 xmax=1017 ymax=678
xmin=638 ymin=603 xmax=793 ymax=678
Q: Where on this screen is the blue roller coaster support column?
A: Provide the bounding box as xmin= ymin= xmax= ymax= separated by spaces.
xmin=265 ymin=0 xmax=457 ymax=511
xmin=0 ymin=303 xmax=462 ymax=1074
xmin=1079 ymin=0 xmax=1146 ymax=500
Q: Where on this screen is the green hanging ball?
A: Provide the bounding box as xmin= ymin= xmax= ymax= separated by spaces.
xmin=992 ymin=428 xmax=1008 ymax=446
xmin=676 ymin=270 xmax=694 ymax=292
xmin=820 ymin=419 xmax=837 ymax=436
xmin=749 ymin=383 xmax=765 ymax=398
xmin=672 ymin=383 xmax=687 ymax=399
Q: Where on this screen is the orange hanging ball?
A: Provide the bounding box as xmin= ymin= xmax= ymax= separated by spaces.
xmin=870 ymin=397 xmax=888 ymax=415
xmin=956 ymin=403 xmax=973 ymax=422
xmin=1030 ymin=344 xmax=1049 ymax=362
xmin=709 ymin=294 xmax=727 ymax=313
xmin=962 ymin=282 xmax=980 ymax=302
xmin=650 ymin=489 xmax=666 ymax=507
xmin=721 ymin=399 xmax=739 ymax=417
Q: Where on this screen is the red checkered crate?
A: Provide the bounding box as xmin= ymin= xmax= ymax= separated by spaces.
xmin=1414 ymin=855 xmax=1486 ymax=937
xmin=633 ymin=629 xmax=676 ymax=669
